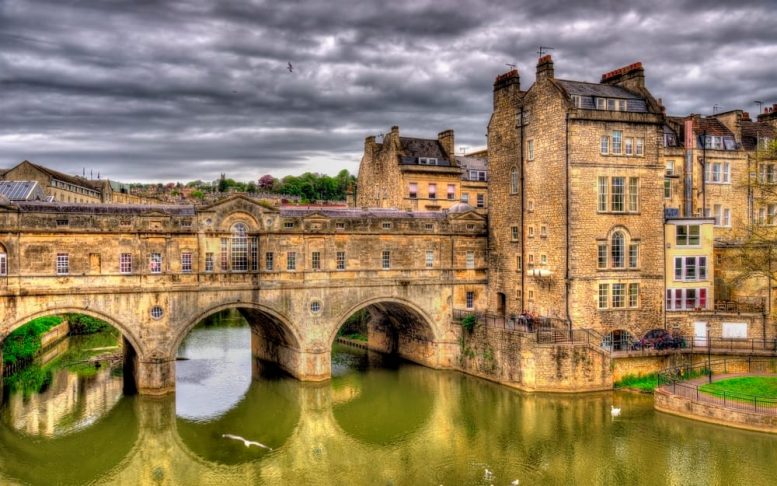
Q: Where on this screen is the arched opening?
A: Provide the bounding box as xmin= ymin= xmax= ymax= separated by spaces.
xmin=174 ymin=305 xmax=302 ymax=421
xmin=330 ymin=299 xmax=440 ymax=375
xmin=497 ymin=292 xmax=507 ymax=316
xmin=1 ymin=311 xmax=139 ymax=438
xmin=602 ymin=329 xmax=635 ymax=352
xmin=638 ymin=329 xmax=681 ymax=350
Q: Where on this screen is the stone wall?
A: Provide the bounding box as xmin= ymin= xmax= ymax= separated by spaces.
xmin=455 ymin=323 xmax=612 ymax=392
xmin=655 ymin=387 xmax=777 ymax=433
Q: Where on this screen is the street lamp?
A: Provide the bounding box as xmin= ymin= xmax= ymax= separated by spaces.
xmin=707 ymin=322 xmax=712 ymax=383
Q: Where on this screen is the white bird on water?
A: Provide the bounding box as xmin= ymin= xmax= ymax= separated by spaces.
xmin=611 ymin=405 xmax=621 ymax=417
xmin=222 ymin=434 xmax=273 ymax=451
xmin=484 ymin=468 xmax=494 ymax=481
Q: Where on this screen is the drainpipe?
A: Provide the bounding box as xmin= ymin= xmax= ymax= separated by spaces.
xmin=565 ymin=112 xmax=571 ymax=332
xmin=520 ymin=105 xmax=526 ymax=313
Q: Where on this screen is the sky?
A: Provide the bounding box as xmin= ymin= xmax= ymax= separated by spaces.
xmin=1 ymin=0 xmax=776 ymax=184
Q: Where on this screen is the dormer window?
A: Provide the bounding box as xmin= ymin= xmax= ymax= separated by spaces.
xmin=419 ymin=157 xmax=438 ymax=165
xmin=597 ymin=98 xmax=627 ymax=111
xmin=571 ymin=95 xmax=583 ymax=108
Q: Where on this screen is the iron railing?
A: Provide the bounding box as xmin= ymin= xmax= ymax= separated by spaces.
xmin=657 ymin=357 xmax=777 ymax=415
xmin=713 ymin=298 xmax=766 ymax=314
xmin=611 ymin=336 xmax=777 ymax=356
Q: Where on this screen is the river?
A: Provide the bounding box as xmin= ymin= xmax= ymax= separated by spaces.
xmin=1 ymin=322 xmax=776 ymax=485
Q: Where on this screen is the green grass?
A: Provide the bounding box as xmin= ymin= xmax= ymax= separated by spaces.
xmin=615 ymin=373 xmax=660 ymax=392
xmin=341 ymin=332 xmax=368 ymax=342
xmin=700 ymin=376 xmax=777 ymax=398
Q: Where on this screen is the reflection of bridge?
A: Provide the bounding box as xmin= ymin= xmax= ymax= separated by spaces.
xmin=0 ymin=196 xmax=488 ymax=393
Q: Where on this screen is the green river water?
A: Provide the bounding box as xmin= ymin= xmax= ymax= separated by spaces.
xmin=1 ymin=323 xmax=776 ymax=485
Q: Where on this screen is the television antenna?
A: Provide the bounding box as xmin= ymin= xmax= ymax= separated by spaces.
xmin=505 ymin=63 xmax=516 ymax=70
xmin=537 ymin=46 xmax=554 ymax=57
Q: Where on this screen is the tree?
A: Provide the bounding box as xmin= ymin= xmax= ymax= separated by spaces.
xmin=258 ymin=174 xmax=275 ymax=189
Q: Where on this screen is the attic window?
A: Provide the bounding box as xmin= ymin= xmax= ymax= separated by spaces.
xmin=56 ymin=218 xmax=68 ymax=227
xmin=284 ymin=221 xmax=295 ymax=229
xmin=466 ymin=224 xmax=476 ymax=230
xmin=336 ymin=222 xmax=345 ymax=230
xmin=120 ymin=219 xmax=131 ymax=227
xmin=571 ymin=95 xmax=583 ymax=108
xmin=425 ymin=223 xmax=434 ymax=230
xmin=382 ymin=222 xmax=392 ymax=230
xmin=598 ymin=98 xmax=628 ymax=111
xmin=419 ymin=157 xmax=438 ymax=165
xmin=181 ymin=219 xmax=192 ymax=227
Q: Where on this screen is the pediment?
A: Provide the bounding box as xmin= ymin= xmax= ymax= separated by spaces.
xmin=448 ymin=210 xmax=486 ymax=221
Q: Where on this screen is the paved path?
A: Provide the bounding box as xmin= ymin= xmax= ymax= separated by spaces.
xmin=660 ymin=373 xmax=777 ymax=416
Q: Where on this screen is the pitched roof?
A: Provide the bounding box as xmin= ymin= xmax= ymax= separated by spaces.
xmin=741 ymin=120 xmax=775 ymax=151
xmin=18 ymin=160 xmax=104 ymax=191
xmin=398 ymin=137 xmax=451 ymax=163
xmin=555 ymin=79 xmax=643 ymax=100
xmin=691 ymin=117 xmax=733 ymax=137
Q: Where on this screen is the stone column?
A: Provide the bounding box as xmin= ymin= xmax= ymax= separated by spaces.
xmin=135 ymin=354 xmax=176 ymax=396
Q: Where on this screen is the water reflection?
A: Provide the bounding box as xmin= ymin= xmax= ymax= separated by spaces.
xmin=1 ymin=323 xmax=776 ymax=485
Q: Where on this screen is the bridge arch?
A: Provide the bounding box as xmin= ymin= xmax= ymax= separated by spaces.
xmin=329 ymin=296 xmax=444 ymax=370
xmin=173 ymin=301 xmax=305 ymax=380
xmin=3 ymin=307 xmax=143 ymax=358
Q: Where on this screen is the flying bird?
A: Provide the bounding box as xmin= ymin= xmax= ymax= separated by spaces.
xmin=287 ymin=62 xmax=293 ymax=73
xmin=222 ymin=434 xmax=273 ymax=450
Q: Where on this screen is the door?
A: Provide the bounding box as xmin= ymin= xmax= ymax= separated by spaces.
xmin=693 ymin=321 xmax=708 ymax=346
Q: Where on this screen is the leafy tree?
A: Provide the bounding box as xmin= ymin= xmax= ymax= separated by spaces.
xmin=258 ymin=174 xmax=276 ymax=189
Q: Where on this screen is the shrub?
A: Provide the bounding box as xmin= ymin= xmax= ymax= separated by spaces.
xmin=66 ymin=314 xmax=111 ymax=335
xmin=461 ymin=314 xmax=477 ymax=333
xmin=2 ymin=316 xmax=64 ymax=365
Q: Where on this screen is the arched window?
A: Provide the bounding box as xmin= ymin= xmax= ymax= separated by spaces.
xmin=231 ymin=223 xmax=248 ymax=271
xmin=510 ymin=167 xmax=519 ymax=194
xmin=611 ymin=231 xmax=625 ymax=268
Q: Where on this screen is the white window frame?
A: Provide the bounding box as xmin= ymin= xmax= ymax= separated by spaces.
xmin=612 ymin=130 xmax=623 ymax=154
xmin=287 ymin=251 xmax=296 ymax=271
xmin=466 ymin=250 xmax=475 ymax=269
xmin=382 ymin=250 xmax=391 ymax=270
xmin=205 ymin=252 xmax=214 ymax=272
xmin=149 ymin=252 xmax=162 ymax=274
xmin=676 ymin=224 xmax=701 ymax=246
xmin=336 ymin=251 xmax=346 ymax=270
xmin=56 ymin=253 xmax=69 ymax=275
xmin=598 ymin=283 xmax=609 ymax=309
xmin=181 ymin=252 xmax=192 ymax=273
xmin=466 ymin=291 xmax=475 ymax=310
xmin=527 ymin=139 xmax=535 ymax=161
xmin=425 ymin=250 xmax=434 ymax=268
xmin=311 ymin=251 xmax=321 ymax=270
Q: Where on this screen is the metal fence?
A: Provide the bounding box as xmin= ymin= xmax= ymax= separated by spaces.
xmin=613 ymin=336 xmax=777 ymax=356
xmin=657 ymin=357 xmax=777 ymax=415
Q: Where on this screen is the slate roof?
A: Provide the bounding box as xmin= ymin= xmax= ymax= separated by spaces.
xmin=280 ymin=208 xmax=448 ymax=219
xmin=398 ymin=137 xmax=453 ymax=166
xmin=692 ymin=117 xmax=734 ymax=137
xmin=741 ymin=120 xmax=775 ymax=151
xmin=13 ymin=201 xmax=195 ymax=216
xmin=21 ymin=160 xmax=104 ymax=191
xmin=0 ymin=181 xmax=46 ymax=201
xmin=555 ymin=79 xmax=648 ymax=112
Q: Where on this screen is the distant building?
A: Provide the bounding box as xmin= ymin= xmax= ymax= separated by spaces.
xmin=356 ymin=127 xmax=464 ymax=211
xmin=0 ymin=160 xmax=155 ymax=204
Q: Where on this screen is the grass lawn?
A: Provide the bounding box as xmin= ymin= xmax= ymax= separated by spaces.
xmin=700 ymin=376 xmax=777 ymax=398
xmin=615 ymin=373 xmax=660 ymax=392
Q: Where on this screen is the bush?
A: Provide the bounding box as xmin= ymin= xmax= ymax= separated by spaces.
xmin=66 ymin=314 xmax=111 ymax=335
xmin=615 ymin=373 xmax=659 ymax=392
xmin=2 ymin=316 xmax=64 ymax=365
xmin=461 ymin=314 xmax=477 ymax=333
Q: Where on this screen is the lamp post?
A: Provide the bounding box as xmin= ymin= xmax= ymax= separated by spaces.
xmin=707 ymin=322 xmax=712 ymax=383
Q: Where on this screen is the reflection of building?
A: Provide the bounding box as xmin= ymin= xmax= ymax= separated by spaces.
xmin=5 ymin=364 xmax=123 ymax=437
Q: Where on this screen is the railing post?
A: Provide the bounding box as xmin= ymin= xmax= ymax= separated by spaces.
xmin=723 ymin=392 xmax=726 ymax=407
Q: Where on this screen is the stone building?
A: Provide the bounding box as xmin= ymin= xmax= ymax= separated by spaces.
xmin=356 ymin=127 xmax=464 ymax=211
xmin=1 ymin=160 xmax=154 ymax=204
xmin=457 ymin=154 xmax=489 ymax=211
xmin=487 ymin=57 xmax=666 ymax=339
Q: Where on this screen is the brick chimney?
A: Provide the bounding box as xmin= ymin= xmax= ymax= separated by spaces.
xmin=601 ymin=62 xmax=645 ymax=90
xmin=437 ymin=130 xmax=455 ymax=160
xmin=536 ymin=55 xmax=554 ymax=82
xmin=493 ymin=69 xmax=520 ymax=110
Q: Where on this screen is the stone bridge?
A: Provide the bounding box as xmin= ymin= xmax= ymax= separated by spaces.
xmin=0 ymin=196 xmax=489 ymax=394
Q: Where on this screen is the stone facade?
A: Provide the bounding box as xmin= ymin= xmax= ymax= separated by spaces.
xmin=356 ymin=126 xmax=474 ymax=211
xmin=0 ymin=195 xmax=488 ymax=394
xmin=487 ymin=57 xmax=666 ymax=340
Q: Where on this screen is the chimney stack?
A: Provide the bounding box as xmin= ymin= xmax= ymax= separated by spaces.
xmin=437 ymin=130 xmax=455 ymax=160
xmin=601 ymin=62 xmax=645 ymax=89
xmin=493 ymin=69 xmax=520 ymax=110
xmin=536 ymin=55 xmax=554 ymax=82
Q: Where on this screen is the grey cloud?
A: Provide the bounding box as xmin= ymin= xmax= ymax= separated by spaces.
xmin=1 ymin=0 xmax=776 ymax=183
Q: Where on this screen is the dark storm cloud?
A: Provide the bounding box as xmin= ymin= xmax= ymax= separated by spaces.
xmin=1 ymin=0 xmax=776 ymax=182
